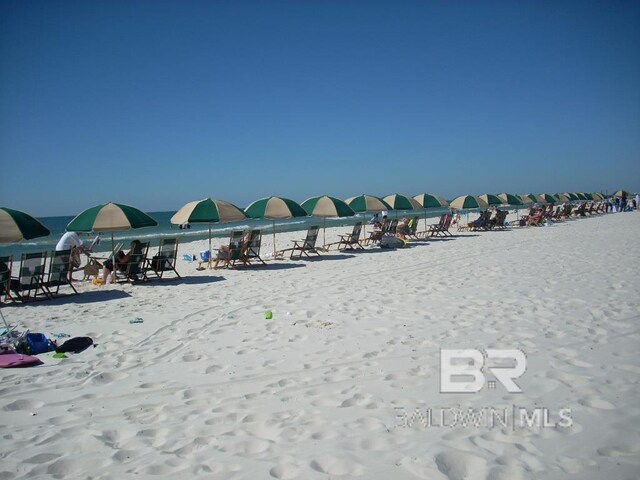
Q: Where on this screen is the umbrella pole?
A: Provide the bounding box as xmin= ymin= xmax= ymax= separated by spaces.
xmin=323 ymin=217 xmax=326 ymax=246
xmin=208 ymin=224 xmax=212 ymax=269
xmin=272 ymin=220 xmax=277 ymax=258
xmin=362 ymin=212 xmax=366 ymax=238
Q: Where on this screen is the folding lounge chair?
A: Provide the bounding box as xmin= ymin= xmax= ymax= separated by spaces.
xmin=0 ymin=256 xmax=15 ymax=304
xmin=12 ymin=251 xmax=50 ymax=301
xmin=286 ymin=226 xmax=321 ymax=259
xmin=147 ymin=238 xmax=182 ymax=279
xmin=423 ymin=214 xmax=446 ymax=237
xmin=214 ymin=230 xmax=245 ymax=269
xmin=334 ymin=222 xmax=364 ymax=251
xmin=363 ymin=219 xmax=389 ymax=245
xmin=244 ymin=230 xmax=267 ymax=266
xmin=43 ymin=249 xmax=80 ymax=297
xmin=116 ymin=242 xmax=151 ymax=283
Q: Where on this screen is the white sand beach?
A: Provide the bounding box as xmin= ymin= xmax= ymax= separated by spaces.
xmin=1 ymin=212 xmax=639 ymax=479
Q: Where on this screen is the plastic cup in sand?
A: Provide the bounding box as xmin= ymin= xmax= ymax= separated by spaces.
xmin=264 ymin=311 xmax=273 ymax=320
xmin=129 ymin=317 xmax=144 ymax=324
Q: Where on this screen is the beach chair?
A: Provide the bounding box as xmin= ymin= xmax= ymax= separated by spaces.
xmin=286 ymin=226 xmax=321 ymax=259
xmin=334 ymin=222 xmax=364 ymax=251
xmin=244 ymin=230 xmax=267 ymax=266
xmin=0 ymin=256 xmax=15 ymax=304
xmin=423 ymin=214 xmax=447 ymax=237
xmin=147 ymin=238 xmax=182 ymax=280
xmin=214 ymin=230 xmax=245 ymax=269
xmin=43 ymin=249 xmax=79 ymax=297
xmin=363 ymin=218 xmax=389 ymax=245
xmin=116 ymin=241 xmax=151 ymax=283
xmin=11 ymin=251 xmax=50 ymax=301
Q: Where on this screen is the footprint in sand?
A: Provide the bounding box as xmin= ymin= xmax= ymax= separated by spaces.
xmin=578 ymin=395 xmax=615 ymax=410
xmin=434 ymin=451 xmax=487 ymax=480
xmin=2 ymin=399 xmax=44 ymax=411
xmin=310 ymin=455 xmax=365 ymax=476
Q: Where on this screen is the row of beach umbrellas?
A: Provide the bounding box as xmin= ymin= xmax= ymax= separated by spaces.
xmin=0 ymin=190 xmax=625 ymax=262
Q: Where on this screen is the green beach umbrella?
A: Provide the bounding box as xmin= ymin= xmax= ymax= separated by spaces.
xmin=0 ymin=207 xmax=50 ymax=243
xmin=523 ymin=194 xmax=539 ymax=203
xmin=536 ymin=193 xmax=556 ymax=204
xmin=496 ymin=193 xmax=523 ymax=205
xmin=345 ymin=194 xmax=392 ymax=237
xmin=614 ymin=190 xmax=629 ymax=197
xmin=478 ymin=194 xmax=505 ymax=206
xmin=413 ymin=193 xmax=449 ymax=232
xmin=383 ymin=194 xmax=422 ymax=219
xmin=171 ymin=198 xmax=246 ymax=268
xmin=555 ymin=194 xmax=571 ymax=203
xmin=517 ymin=194 xmax=534 ymax=205
xmin=244 ymin=196 xmax=308 ymax=256
xmin=449 ymin=195 xmax=489 ymax=210
xmin=413 ymin=193 xmax=449 ymax=209
xmin=562 ymin=193 xmax=579 ymax=201
xmin=581 ymin=193 xmax=593 ymax=200
xmin=383 ymin=193 xmax=422 ymax=210
xmin=345 ymin=194 xmax=391 ymax=213
xmin=302 ymin=195 xmax=355 ymax=246
xmin=574 ymin=193 xmax=587 ymax=201
xmin=0 ymin=207 xmax=51 ymax=334
xmin=67 ymin=202 xmax=158 ymax=257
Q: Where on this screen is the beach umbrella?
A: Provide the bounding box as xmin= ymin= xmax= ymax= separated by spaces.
xmin=346 ymin=194 xmax=392 ymax=237
xmin=449 ymin=195 xmax=489 ymax=210
xmin=555 ymin=194 xmax=571 ymax=203
xmin=517 ymin=194 xmax=534 ymax=205
xmin=383 ymin=194 xmax=422 ymax=219
xmin=413 ymin=193 xmax=449 ymax=208
xmin=496 ymin=193 xmax=523 ymax=205
xmin=301 ymin=196 xmax=355 ymax=245
xmin=345 ymin=194 xmax=391 ymax=215
xmin=478 ymin=194 xmax=505 ymax=206
xmin=521 ymin=194 xmax=539 ymax=203
xmin=383 ymin=193 xmax=422 ymax=210
xmin=562 ymin=192 xmax=579 ymax=201
xmin=171 ymin=198 xmax=246 ymax=268
xmin=244 ymin=196 xmax=308 ymax=256
xmin=0 ymin=207 xmax=51 ymax=243
xmin=574 ymin=193 xmax=587 ymax=201
xmin=413 ymin=193 xmax=449 ymax=231
xmin=591 ymin=193 xmax=604 ymax=201
xmin=67 ymin=202 xmax=158 ymax=256
xmin=614 ymin=190 xmax=629 ymax=197
xmin=0 ymin=207 xmax=51 ymax=333
xmin=581 ymin=193 xmax=593 ymax=200
xmin=536 ymin=193 xmax=556 ymax=204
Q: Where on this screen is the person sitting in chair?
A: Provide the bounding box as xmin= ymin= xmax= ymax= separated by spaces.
xmin=214 ymin=231 xmax=251 ymax=269
xmin=102 ymin=240 xmax=143 ymax=283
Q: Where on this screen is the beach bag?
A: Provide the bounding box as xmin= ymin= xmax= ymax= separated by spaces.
xmin=17 ymin=333 xmax=56 ymax=355
xmin=55 ymin=337 xmax=94 ymax=354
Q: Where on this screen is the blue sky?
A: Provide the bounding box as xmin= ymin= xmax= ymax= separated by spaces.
xmin=1 ymin=0 xmax=638 ymax=217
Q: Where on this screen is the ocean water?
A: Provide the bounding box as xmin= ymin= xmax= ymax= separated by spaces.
xmin=0 ymin=208 xmax=456 ymax=259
